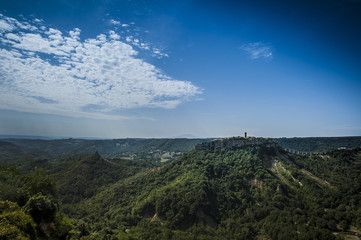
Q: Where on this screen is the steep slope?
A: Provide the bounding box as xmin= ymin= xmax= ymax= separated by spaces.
xmin=66 ymin=137 xmax=361 ymax=239
xmin=50 ymin=152 xmax=149 ymax=206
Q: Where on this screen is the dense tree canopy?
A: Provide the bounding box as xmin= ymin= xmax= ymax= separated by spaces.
xmin=1 ymin=138 xmax=361 ymax=239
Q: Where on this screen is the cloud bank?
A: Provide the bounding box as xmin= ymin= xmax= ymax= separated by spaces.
xmin=241 ymin=42 xmax=273 ymax=60
xmin=0 ymin=14 xmax=201 ymax=119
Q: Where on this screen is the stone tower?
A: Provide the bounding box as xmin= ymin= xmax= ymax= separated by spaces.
xmin=244 ymin=132 xmax=247 ymax=138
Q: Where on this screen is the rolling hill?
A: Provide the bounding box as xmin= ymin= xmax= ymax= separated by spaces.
xmin=0 ymin=138 xmax=211 ymax=162
xmin=1 ymin=137 xmax=361 ymax=239
xmin=57 ymin=138 xmax=361 ymax=239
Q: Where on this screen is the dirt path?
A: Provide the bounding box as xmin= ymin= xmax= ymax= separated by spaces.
xmin=300 ymin=169 xmax=336 ymax=190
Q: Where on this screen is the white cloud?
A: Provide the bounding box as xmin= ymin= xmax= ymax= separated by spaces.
xmin=5 ymin=33 xmax=21 ymax=41
xmin=109 ymin=30 xmax=120 ymax=40
xmin=0 ymin=14 xmax=202 ymax=120
xmin=153 ymin=47 xmax=169 ymax=58
xmin=110 ymin=19 xmax=121 ymax=25
xmin=69 ymin=28 xmax=81 ymax=39
xmin=0 ymin=14 xmax=37 ymax=32
xmin=0 ymin=16 xmax=15 ymax=32
xmin=240 ymin=42 xmax=273 ymax=60
xmin=109 ymin=20 xmax=167 ymax=58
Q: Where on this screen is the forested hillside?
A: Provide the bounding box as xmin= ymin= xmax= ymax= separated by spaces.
xmin=0 ymin=138 xmax=210 ymax=162
xmin=1 ymin=137 xmax=361 ymax=239
xmin=2 ymin=136 xmax=360 ymax=162
xmin=274 ymin=136 xmax=361 ymax=153
xmin=0 ymin=165 xmax=72 ymax=239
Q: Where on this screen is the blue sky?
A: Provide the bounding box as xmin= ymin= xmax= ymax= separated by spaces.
xmin=0 ymin=0 xmax=360 ymax=138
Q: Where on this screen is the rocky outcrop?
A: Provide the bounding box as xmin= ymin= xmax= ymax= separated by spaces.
xmin=195 ymin=137 xmax=277 ymax=151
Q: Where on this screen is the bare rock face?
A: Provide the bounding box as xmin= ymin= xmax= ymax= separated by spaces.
xmin=195 ymin=137 xmax=277 ymax=151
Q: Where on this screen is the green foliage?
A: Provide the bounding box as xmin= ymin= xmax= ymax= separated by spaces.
xmin=274 ymin=136 xmax=361 ymax=152
xmin=0 ymin=200 xmax=37 ymax=240
xmin=2 ymin=139 xmax=361 ymax=239
xmin=51 ymin=213 xmax=74 ymax=239
xmin=0 ymin=138 xmax=211 ymax=163
xmin=23 ymin=194 xmax=58 ymax=224
xmin=0 ymin=165 xmax=28 ymax=206
xmin=52 ymin=152 xmax=147 ymax=205
xmin=22 ymin=168 xmax=57 ymax=197
xmin=0 ymin=164 xmax=73 ymax=239
xmin=64 ymin=145 xmax=361 ymax=239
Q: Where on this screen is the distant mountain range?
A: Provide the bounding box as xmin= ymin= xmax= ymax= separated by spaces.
xmin=1 ymin=136 xmax=360 ymax=162
xmin=0 ymin=138 xmax=212 ymax=162
xmin=0 ymin=135 xmax=55 ymax=140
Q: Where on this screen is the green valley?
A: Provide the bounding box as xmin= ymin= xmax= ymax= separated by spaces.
xmin=1 ymin=137 xmax=361 ymax=239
